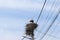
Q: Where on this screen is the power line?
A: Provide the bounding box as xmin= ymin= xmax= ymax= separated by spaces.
xmin=41 ymin=0 xmax=56 ymax=32
xmin=43 ymin=0 xmax=57 ymax=40
xmin=35 ymin=0 xmax=56 ymax=38
xmin=36 ymin=30 xmax=60 ymax=40
xmin=45 ymin=8 xmax=60 ymax=40
xmin=21 ymin=0 xmax=47 ymax=40
xmin=46 ymin=19 xmax=60 ymax=40
xmin=45 ymin=0 xmax=56 ymax=23
xmin=47 ymin=33 xmax=60 ymax=40
xmin=39 ymin=9 xmax=60 ymax=40
xmin=36 ymin=0 xmax=47 ymax=23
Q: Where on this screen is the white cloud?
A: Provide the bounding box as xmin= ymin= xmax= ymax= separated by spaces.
xmin=0 ymin=0 xmax=43 ymax=9
xmin=0 ymin=0 xmax=60 ymax=40
xmin=0 ymin=0 xmax=60 ymax=14
xmin=0 ymin=17 xmax=26 ymax=40
xmin=0 ymin=0 xmax=59 ymax=12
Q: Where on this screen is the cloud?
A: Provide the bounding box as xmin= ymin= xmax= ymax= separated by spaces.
xmin=0 ymin=0 xmax=60 ymax=40
xmin=0 ymin=17 xmax=25 ymax=40
xmin=0 ymin=0 xmax=60 ymax=14
xmin=0 ymin=0 xmax=59 ymax=10
xmin=0 ymin=0 xmax=43 ymax=9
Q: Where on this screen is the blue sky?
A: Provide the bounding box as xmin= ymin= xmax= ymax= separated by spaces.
xmin=0 ymin=0 xmax=60 ymax=40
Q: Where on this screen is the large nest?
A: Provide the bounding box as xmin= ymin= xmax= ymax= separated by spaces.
xmin=25 ymin=23 xmax=38 ymax=36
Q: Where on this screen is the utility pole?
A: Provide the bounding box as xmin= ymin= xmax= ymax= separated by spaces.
xmin=21 ymin=19 xmax=38 ymax=40
xmin=31 ymin=35 xmax=34 ymax=40
xmin=21 ymin=34 xmax=35 ymax=40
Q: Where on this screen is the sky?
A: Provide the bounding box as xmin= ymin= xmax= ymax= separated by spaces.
xmin=0 ymin=0 xmax=60 ymax=40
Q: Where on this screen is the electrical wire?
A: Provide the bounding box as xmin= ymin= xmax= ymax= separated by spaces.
xmin=39 ymin=9 xmax=60 ymax=40
xmin=35 ymin=0 xmax=56 ymax=39
xmin=36 ymin=0 xmax=47 ymax=23
xmin=45 ymin=7 xmax=60 ymax=40
xmin=35 ymin=30 xmax=60 ymax=40
xmin=45 ymin=0 xmax=56 ymax=23
xmin=21 ymin=0 xmax=47 ymax=40
xmin=46 ymin=19 xmax=60 ymax=40
xmin=43 ymin=0 xmax=57 ymax=40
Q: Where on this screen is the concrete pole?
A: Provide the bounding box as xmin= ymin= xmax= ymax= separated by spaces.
xmin=31 ymin=35 xmax=34 ymax=40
